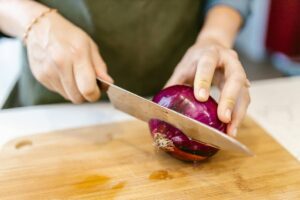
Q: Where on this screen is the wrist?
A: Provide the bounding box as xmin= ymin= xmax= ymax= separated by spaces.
xmin=0 ymin=0 xmax=50 ymax=39
xmin=195 ymin=5 xmax=242 ymax=48
xmin=196 ymin=30 xmax=231 ymax=48
xmin=23 ymin=8 xmax=57 ymax=44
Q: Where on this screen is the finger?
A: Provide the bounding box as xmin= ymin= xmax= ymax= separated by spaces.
xmin=28 ymin=56 xmax=55 ymax=91
xmin=217 ymin=73 xmax=245 ymax=123
xmin=41 ymin=60 xmax=69 ymax=100
xmin=73 ymin=44 xmax=101 ymax=102
xmin=194 ymin=51 xmax=218 ymax=102
xmin=35 ymin=71 xmax=68 ymax=100
xmin=31 ymin=60 xmax=68 ymax=99
xmin=48 ymin=75 xmax=69 ymax=100
xmin=90 ymin=42 xmax=113 ymax=83
xmin=60 ymin=66 xmax=84 ymax=104
xmin=52 ymin=53 xmax=84 ymax=104
xmin=217 ymin=53 xmax=246 ymax=123
xmin=227 ymin=87 xmax=251 ymax=136
xmin=38 ymin=77 xmax=55 ymax=94
xmin=30 ymin=65 xmax=54 ymax=93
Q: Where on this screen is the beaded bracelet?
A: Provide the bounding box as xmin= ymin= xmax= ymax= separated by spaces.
xmin=22 ymin=8 xmax=57 ymax=44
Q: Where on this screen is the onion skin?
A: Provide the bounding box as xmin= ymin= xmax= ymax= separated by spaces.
xmin=148 ymin=85 xmax=227 ymax=162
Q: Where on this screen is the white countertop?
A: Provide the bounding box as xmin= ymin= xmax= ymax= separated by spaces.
xmin=0 ymin=77 xmax=299 ymax=161
xmin=247 ymin=77 xmax=300 ymax=161
xmin=0 ymin=39 xmax=21 ymax=108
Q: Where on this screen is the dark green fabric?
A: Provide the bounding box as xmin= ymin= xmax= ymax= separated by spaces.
xmin=9 ymin=0 xmax=205 ymax=107
xmin=85 ymin=0 xmax=203 ymax=96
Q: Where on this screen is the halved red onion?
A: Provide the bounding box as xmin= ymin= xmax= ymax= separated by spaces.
xmin=149 ymin=85 xmax=227 ymax=162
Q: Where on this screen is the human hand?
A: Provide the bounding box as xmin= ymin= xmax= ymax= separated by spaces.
xmin=166 ymin=40 xmax=250 ymax=136
xmin=26 ymin=11 xmax=113 ymax=103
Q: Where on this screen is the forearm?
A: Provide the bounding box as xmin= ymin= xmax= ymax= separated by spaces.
xmin=0 ymin=0 xmax=50 ymax=38
xmin=196 ymin=5 xmax=243 ymax=48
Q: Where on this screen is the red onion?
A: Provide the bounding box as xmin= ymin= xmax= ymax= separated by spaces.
xmin=149 ymin=85 xmax=227 ymax=162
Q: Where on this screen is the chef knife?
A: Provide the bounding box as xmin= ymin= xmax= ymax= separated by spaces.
xmin=98 ymin=78 xmax=253 ymax=156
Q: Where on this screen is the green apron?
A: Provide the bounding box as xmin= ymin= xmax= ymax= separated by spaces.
xmin=5 ymin=0 xmax=204 ymax=108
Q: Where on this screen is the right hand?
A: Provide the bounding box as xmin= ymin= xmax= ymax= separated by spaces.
xmin=26 ymin=10 xmax=113 ymax=103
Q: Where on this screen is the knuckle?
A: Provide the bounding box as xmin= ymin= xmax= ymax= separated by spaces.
xmin=82 ymin=86 xmax=96 ymax=98
xmin=187 ymin=46 xmax=195 ymax=53
xmin=58 ymin=91 xmax=68 ymax=100
xmin=173 ymin=66 xmax=185 ymax=74
xmin=52 ymin=53 xmax=66 ymax=67
xmin=196 ymin=78 xmax=210 ymax=88
xmin=89 ymin=92 xmax=100 ymax=102
xmin=225 ymin=97 xmax=236 ymax=107
xmin=71 ymin=39 xmax=89 ymax=57
xmin=91 ymin=41 xmax=99 ymax=51
xmin=98 ymin=62 xmax=108 ymax=73
xmin=43 ymin=65 xmax=54 ymax=76
xmin=197 ymin=62 xmax=208 ymax=72
xmin=186 ymin=48 xmax=198 ymax=58
xmin=36 ymin=69 xmax=51 ymax=82
xmin=72 ymin=95 xmax=85 ymax=104
xmin=35 ymin=72 xmax=45 ymax=82
xmin=77 ymin=35 xmax=89 ymax=48
xmin=201 ymin=59 xmax=215 ymax=69
xmin=207 ymin=45 xmax=219 ymax=54
xmin=228 ymin=49 xmax=238 ymax=58
xmin=245 ymin=92 xmax=251 ymax=104
xmin=71 ymin=45 xmax=84 ymax=58
xmin=231 ymin=73 xmax=247 ymax=83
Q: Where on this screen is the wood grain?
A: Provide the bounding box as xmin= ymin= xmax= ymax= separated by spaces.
xmin=0 ymin=117 xmax=299 ymax=200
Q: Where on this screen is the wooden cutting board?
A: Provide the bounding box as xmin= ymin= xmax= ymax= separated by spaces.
xmin=0 ymin=117 xmax=299 ymax=200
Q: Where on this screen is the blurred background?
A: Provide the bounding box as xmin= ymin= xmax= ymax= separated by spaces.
xmin=0 ymin=0 xmax=299 ymax=108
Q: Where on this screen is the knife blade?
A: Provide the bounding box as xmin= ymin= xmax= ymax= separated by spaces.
xmin=98 ymin=78 xmax=253 ymax=156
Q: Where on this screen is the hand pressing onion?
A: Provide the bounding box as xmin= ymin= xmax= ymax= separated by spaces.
xmin=149 ymin=85 xmax=227 ymax=162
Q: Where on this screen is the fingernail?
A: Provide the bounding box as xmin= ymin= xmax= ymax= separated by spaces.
xmin=198 ymin=88 xmax=207 ymax=100
xmin=231 ymin=128 xmax=237 ymax=137
xmin=225 ymin=109 xmax=231 ymax=121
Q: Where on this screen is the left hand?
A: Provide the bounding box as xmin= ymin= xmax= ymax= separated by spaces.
xmin=165 ymin=40 xmax=251 ymax=136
